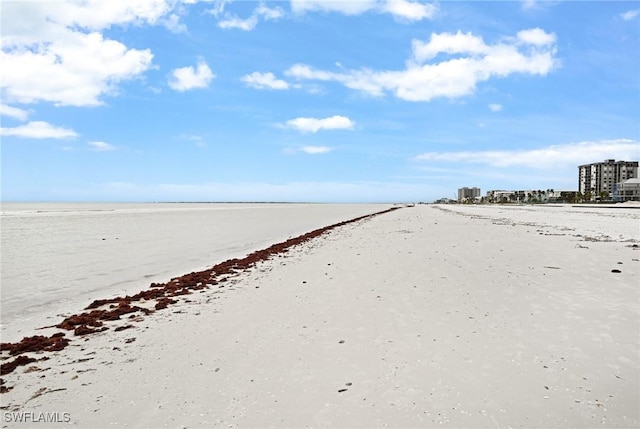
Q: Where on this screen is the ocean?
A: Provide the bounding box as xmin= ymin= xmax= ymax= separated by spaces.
xmin=1 ymin=202 xmax=392 ymax=342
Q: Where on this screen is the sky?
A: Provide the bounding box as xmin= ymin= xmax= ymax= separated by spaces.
xmin=1 ymin=0 xmax=639 ymax=203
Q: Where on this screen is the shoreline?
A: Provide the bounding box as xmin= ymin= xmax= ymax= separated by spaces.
xmin=1 ymin=203 xmax=395 ymax=342
xmin=1 ymin=204 xmax=638 ymax=428
xmin=1 ymin=207 xmax=403 ymax=379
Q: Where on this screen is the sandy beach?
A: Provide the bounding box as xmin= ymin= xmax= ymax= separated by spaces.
xmin=1 ymin=204 xmax=639 ymax=428
xmin=0 ymin=203 xmax=392 ymax=343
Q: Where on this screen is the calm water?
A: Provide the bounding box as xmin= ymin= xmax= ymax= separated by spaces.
xmin=1 ymin=203 xmax=392 ymax=341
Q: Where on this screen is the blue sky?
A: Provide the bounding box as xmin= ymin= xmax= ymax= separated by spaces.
xmin=1 ymin=0 xmax=639 ymax=202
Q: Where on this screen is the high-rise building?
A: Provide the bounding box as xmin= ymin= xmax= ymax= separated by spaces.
xmin=457 ymin=187 xmax=480 ymax=202
xmin=578 ymin=159 xmax=638 ymax=199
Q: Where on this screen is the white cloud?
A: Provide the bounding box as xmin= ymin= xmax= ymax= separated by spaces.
xmin=621 ymin=9 xmax=640 ymax=21
xmin=204 ymin=0 xmax=231 ymax=17
xmin=168 ymin=59 xmax=215 ymax=91
xmin=180 ymin=134 xmax=206 ymax=147
xmin=255 ymin=4 xmax=285 ymax=20
xmin=411 ymin=31 xmax=487 ymax=62
xmin=0 ymin=104 xmax=29 ymax=121
xmin=217 ymin=2 xmax=283 ymax=30
xmin=521 ymin=0 xmax=538 ymax=11
xmin=88 ymin=141 xmax=116 ymax=151
xmin=301 ymin=146 xmax=332 ymax=154
xmin=218 ymin=14 xmax=259 ymax=30
xmin=162 ymin=13 xmax=187 ymax=33
xmin=488 ymin=103 xmax=503 ymax=112
xmin=414 ymin=139 xmax=640 ymax=169
xmin=285 ymin=28 xmax=558 ymax=102
xmin=290 ymin=0 xmax=436 ymax=21
xmin=517 ymin=28 xmax=556 ymax=46
xmin=0 ymin=121 xmax=78 ymax=139
xmin=381 ymin=0 xmax=437 ymax=21
xmin=290 ymin=0 xmax=377 ymax=15
xmin=242 ymin=72 xmax=289 ymax=90
xmin=284 ymin=115 xmax=355 ymax=133
xmin=0 ymin=1 xmax=168 ymax=106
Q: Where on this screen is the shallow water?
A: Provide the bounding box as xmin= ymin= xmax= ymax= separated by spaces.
xmin=1 ymin=203 xmax=392 ymax=342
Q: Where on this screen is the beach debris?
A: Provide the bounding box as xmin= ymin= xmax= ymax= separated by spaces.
xmin=339 ymin=340 xmax=345 ymax=344
xmin=25 ymin=387 xmax=67 ymax=404
xmin=114 ymin=325 xmax=134 ymax=332
xmin=0 ymin=378 xmax=14 ymax=394
xmin=1 ymin=356 xmax=36 ymax=376
xmin=1 ymin=333 xmax=70 ymax=356
xmin=338 ymin=389 xmax=348 ymax=393
xmin=611 ymin=269 xmax=622 ymax=273
xmin=74 ymin=325 xmax=108 ymax=336
xmin=155 ymin=297 xmax=177 ymax=310
xmin=1 ymin=207 xmax=403 ymax=374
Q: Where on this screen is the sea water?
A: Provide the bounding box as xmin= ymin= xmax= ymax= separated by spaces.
xmin=1 ymin=203 xmax=391 ymax=342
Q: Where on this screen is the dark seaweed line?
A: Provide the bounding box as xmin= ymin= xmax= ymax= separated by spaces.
xmin=0 ymin=206 xmax=403 ymax=380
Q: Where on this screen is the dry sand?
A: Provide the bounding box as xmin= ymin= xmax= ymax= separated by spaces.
xmin=1 ymin=204 xmax=639 ymax=428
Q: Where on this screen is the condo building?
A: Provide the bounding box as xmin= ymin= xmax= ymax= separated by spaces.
xmin=457 ymin=187 xmax=481 ymax=202
xmin=578 ymin=159 xmax=638 ymax=198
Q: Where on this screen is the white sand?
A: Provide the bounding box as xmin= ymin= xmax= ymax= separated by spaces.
xmin=1 ymin=203 xmax=391 ymax=343
xmin=1 ymin=204 xmax=639 ymax=428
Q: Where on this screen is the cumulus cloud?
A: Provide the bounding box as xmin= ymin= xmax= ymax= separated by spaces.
xmin=516 ymin=28 xmax=556 ymax=46
xmin=162 ymin=13 xmax=187 ymax=33
xmin=0 ymin=104 xmax=29 ymax=121
xmin=290 ymin=0 xmax=436 ymax=21
xmin=241 ymin=72 xmax=289 ymax=90
xmin=414 ymin=139 xmax=640 ymax=169
xmin=168 ymin=59 xmax=215 ymax=91
xmin=88 ymin=141 xmax=116 ymax=151
xmin=0 ymin=121 xmax=78 ymax=139
xmin=0 ymin=1 xmax=169 ymax=106
xmin=284 ymin=115 xmax=355 ymax=133
xmin=285 ymin=28 xmax=558 ymax=102
xmin=290 ymin=0 xmax=376 ymax=15
xmin=218 ymin=15 xmax=259 ymax=30
xmin=255 ymin=3 xmax=285 ymax=20
xmin=411 ymin=31 xmax=487 ymax=62
xmin=217 ymin=2 xmax=283 ymax=30
xmin=381 ymin=0 xmax=437 ymax=21
xmin=488 ymin=104 xmax=503 ymax=112
xmin=621 ymin=9 xmax=640 ymax=21
xmin=300 ymin=146 xmax=332 ymax=154
xmin=203 ymin=0 xmax=231 ymax=17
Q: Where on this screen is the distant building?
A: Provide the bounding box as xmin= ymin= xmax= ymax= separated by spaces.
xmin=614 ymin=178 xmax=640 ymax=202
xmin=486 ymin=189 xmax=568 ymax=203
xmin=458 ymin=187 xmax=480 ymax=202
xmin=578 ymin=159 xmax=638 ymax=200
xmin=434 ymin=198 xmax=456 ymax=204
